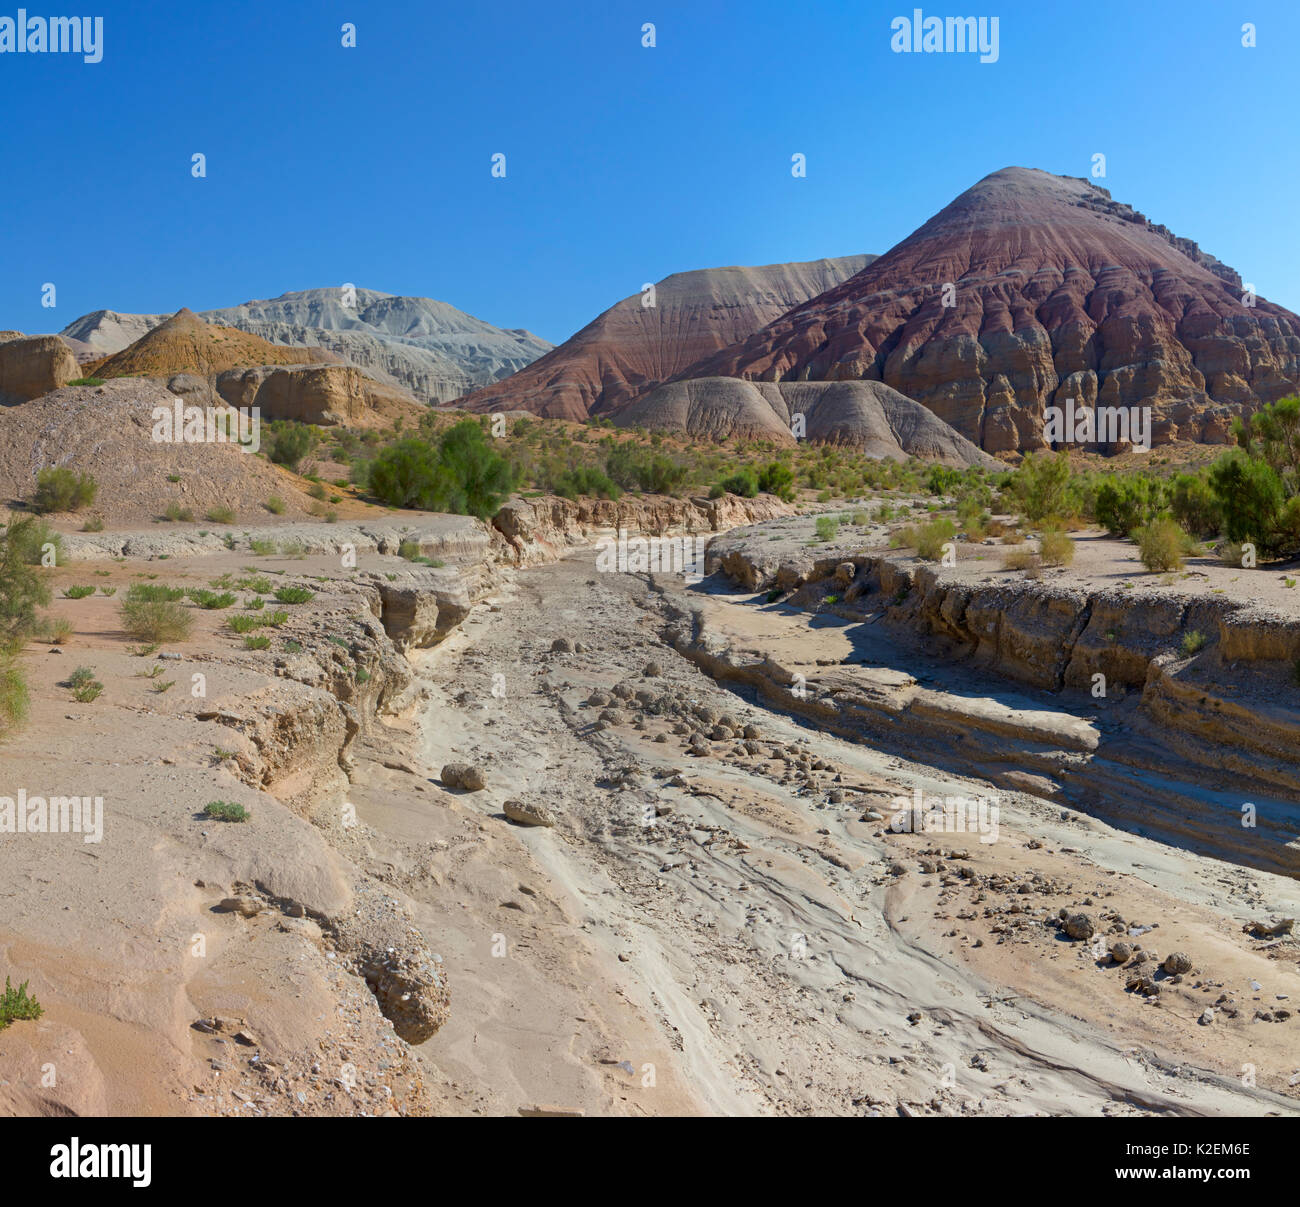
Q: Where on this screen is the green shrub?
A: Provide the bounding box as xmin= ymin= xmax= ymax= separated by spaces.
xmin=205 ymin=506 xmax=236 ymax=524
xmin=227 ymin=614 xmax=263 ymax=633
xmin=204 ymin=800 xmax=250 ymax=823
xmin=265 ymin=422 xmax=317 ymax=472
xmin=71 ymin=679 xmax=103 ymax=702
xmin=718 ymin=468 xmax=759 ymax=498
xmin=264 ymin=610 xmax=290 ymax=626
xmin=119 ymin=598 xmax=193 ymax=643
xmin=1181 ymin=630 xmax=1208 ymax=656
xmin=1209 ymin=451 xmax=1284 ymax=549
xmin=243 ymin=635 xmax=271 ymax=650
xmin=33 ymin=466 xmax=97 ymax=513
xmin=67 ymin=666 xmax=96 ymax=688
xmin=1095 ymin=475 xmax=1165 ymax=536
xmin=68 ymin=376 xmax=105 ymax=387
xmin=1010 ymin=451 xmax=1074 ymax=522
xmin=273 ymin=586 xmax=314 ymax=604
xmin=308 ymin=481 xmax=328 ymax=501
xmin=902 ymin=516 xmax=957 ymax=561
xmin=552 ymin=465 xmax=622 ymax=501
xmin=369 ymin=421 xmax=514 ymax=518
xmin=62 ymin=585 xmax=95 ymax=599
xmin=188 ymin=589 xmax=236 ymax=609
xmin=264 ymin=496 xmax=286 ymax=515
xmin=162 ymin=502 xmax=194 ymax=523
xmin=814 ymin=516 xmax=841 ymax=542
xmin=127 ymin=583 xmax=186 ymax=602
xmin=1170 ymin=473 xmax=1221 ymax=538
xmin=10 ymin=518 xmax=62 ymax=567
xmin=0 ymin=977 xmax=43 ymax=1029
xmin=81 ymin=514 xmax=105 ymax=532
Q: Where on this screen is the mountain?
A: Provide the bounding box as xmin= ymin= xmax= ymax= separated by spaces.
xmin=89 ymin=308 xmax=322 ymax=379
xmin=679 ymin=168 xmax=1300 ymax=453
xmin=613 ymin=378 xmax=996 ymax=467
xmin=61 ymin=288 xmax=553 ymax=404
xmin=455 ymin=256 xmax=876 ymax=420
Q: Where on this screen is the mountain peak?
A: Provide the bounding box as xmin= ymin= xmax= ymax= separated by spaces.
xmin=676 ymin=169 xmax=1295 ymax=454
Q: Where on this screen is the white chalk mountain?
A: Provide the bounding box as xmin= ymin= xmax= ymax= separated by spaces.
xmin=60 ymin=287 xmax=553 ymax=403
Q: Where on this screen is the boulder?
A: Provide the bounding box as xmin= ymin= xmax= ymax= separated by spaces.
xmin=504 ymin=799 xmax=556 ymax=828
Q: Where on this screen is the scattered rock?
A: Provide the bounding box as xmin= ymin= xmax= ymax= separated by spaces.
xmin=504 ymin=799 xmax=556 ymax=828
xmin=441 ymin=763 xmax=486 ymax=791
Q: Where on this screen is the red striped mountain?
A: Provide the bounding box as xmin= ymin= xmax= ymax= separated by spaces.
xmin=456 ymin=256 xmax=874 ymax=420
xmin=678 ymin=168 xmax=1300 ymax=453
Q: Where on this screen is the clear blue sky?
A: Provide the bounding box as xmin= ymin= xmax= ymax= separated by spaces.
xmin=1 ymin=0 xmax=1296 ymax=344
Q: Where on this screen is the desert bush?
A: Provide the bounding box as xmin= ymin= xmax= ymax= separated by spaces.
xmin=126 ymin=583 xmax=185 ymax=602
xmin=1209 ymin=450 xmax=1284 ymax=548
xmin=205 ymin=506 xmax=236 ymax=524
xmin=756 ymin=461 xmax=796 ymax=502
xmin=265 ymin=422 xmax=317 ymax=472
xmin=264 ymin=496 xmax=286 ymax=515
xmin=33 ymin=466 xmax=97 ymax=513
xmin=901 ymin=516 xmax=957 ymax=561
xmin=0 ymin=519 xmax=52 ymax=659
xmin=1038 ymin=528 xmax=1075 ymax=567
xmin=0 ymin=977 xmax=42 ymax=1029
xmin=227 ymin=614 xmax=263 ymax=633
xmin=1134 ymin=518 xmax=1187 ymax=572
xmin=243 ymin=635 xmax=271 ymax=650
xmin=71 ymin=679 xmax=103 ymax=703
xmin=814 ymin=516 xmax=840 ymax=542
xmin=62 ymin=585 xmax=95 ymax=599
xmin=1094 ymin=475 xmax=1165 ymax=536
xmin=36 ymin=616 xmax=73 ymax=644
xmin=273 ymin=586 xmax=314 ymax=604
xmin=1234 ymin=394 xmax=1300 ymax=494
xmin=369 ymin=421 xmax=514 ymax=519
xmin=119 ymin=598 xmax=193 ymax=643
xmin=716 ymin=468 xmax=759 ymax=498
xmin=1009 ymin=451 xmax=1074 ymax=522
xmin=81 ymin=514 xmax=105 ymax=532
xmin=204 ymin=800 xmax=250 ymax=823
xmin=188 ymin=589 xmax=236 ymax=610
xmin=249 ymin=538 xmax=276 ymax=556
xmin=264 ymin=610 xmax=290 ymax=627
xmin=552 ymin=465 xmax=621 ymax=501
xmin=1001 ymin=548 xmax=1042 ymax=578
xmin=1169 ymin=473 xmax=1221 ymax=538
xmin=1181 ymin=630 xmax=1208 ymax=656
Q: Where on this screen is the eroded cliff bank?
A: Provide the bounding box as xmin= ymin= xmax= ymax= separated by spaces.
xmin=686 ymin=519 xmax=1300 ymax=877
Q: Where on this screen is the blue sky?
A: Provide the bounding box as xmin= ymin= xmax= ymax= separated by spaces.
xmin=1 ymin=0 xmax=1296 ymax=343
